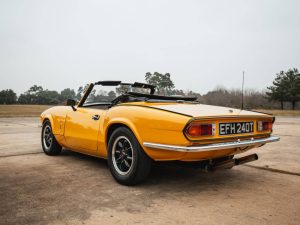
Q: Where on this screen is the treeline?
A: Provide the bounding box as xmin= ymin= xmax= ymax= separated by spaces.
xmin=266 ymin=68 xmax=300 ymax=110
xmin=0 ymin=84 xmax=115 ymax=105
xmin=0 ymin=69 xmax=299 ymax=109
xmin=0 ymin=85 xmax=80 ymax=105
xmin=200 ymin=88 xmax=282 ymax=109
xmin=144 ymin=70 xmax=300 ymax=110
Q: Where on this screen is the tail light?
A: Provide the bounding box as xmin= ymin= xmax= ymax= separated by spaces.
xmin=257 ymin=121 xmax=273 ymax=132
xmin=185 ymin=123 xmax=216 ymax=137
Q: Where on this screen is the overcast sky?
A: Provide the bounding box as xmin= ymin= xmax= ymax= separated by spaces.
xmin=0 ymin=0 xmax=299 ymax=95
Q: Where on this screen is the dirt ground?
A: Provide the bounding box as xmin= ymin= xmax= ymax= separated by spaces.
xmin=0 ymin=117 xmax=299 ymax=225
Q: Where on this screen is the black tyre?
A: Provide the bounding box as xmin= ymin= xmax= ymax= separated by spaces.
xmin=107 ymin=127 xmax=152 ymax=185
xmin=41 ymin=120 xmax=62 ymax=156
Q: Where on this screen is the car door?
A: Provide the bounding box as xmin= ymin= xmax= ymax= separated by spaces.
xmin=64 ymin=107 xmax=103 ymax=153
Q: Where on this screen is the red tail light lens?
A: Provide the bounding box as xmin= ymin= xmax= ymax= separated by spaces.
xmin=257 ymin=121 xmax=273 ymax=132
xmin=186 ymin=123 xmax=215 ymax=137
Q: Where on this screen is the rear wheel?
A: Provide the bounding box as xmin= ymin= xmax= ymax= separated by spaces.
xmin=41 ymin=120 xmax=62 ymax=155
xmin=107 ymin=127 xmax=152 ymax=185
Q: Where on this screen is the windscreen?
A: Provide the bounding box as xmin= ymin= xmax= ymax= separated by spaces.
xmin=83 ymin=84 xmax=151 ymax=105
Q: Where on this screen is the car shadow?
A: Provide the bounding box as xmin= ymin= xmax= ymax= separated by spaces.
xmin=59 ymin=149 xmax=259 ymax=192
xmin=59 ymin=148 xmax=108 ymax=168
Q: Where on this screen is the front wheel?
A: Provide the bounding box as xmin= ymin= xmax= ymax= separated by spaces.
xmin=107 ymin=127 xmax=152 ymax=185
xmin=41 ymin=120 xmax=62 ymax=156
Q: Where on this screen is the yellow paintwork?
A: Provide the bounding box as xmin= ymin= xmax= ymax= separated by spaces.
xmin=40 ymin=102 xmax=274 ymax=162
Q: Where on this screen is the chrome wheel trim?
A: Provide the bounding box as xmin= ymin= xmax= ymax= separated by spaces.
xmin=43 ymin=125 xmax=53 ymax=151
xmin=112 ymin=136 xmax=134 ymax=176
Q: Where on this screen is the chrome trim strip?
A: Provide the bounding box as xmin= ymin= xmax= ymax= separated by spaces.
xmin=143 ymin=136 xmax=280 ymax=152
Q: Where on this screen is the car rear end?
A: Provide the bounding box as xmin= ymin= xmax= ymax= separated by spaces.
xmin=142 ymin=103 xmax=280 ymax=162
xmin=174 ymin=115 xmax=278 ymax=161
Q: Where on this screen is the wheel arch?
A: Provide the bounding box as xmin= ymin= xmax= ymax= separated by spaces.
xmin=41 ymin=115 xmax=54 ymax=127
xmin=40 ymin=106 xmax=69 ymax=135
xmin=105 ymin=119 xmax=144 ymax=151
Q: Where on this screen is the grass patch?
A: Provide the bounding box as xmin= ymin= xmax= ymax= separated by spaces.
xmin=0 ymin=105 xmax=53 ymax=117
xmin=0 ymin=105 xmax=299 ymax=117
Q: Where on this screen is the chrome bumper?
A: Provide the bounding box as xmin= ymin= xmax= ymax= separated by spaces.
xmin=143 ymin=136 xmax=280 ymax=153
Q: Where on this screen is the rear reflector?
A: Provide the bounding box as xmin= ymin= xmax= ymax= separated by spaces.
xmin=186 ymin=123 xmax=215 ymax=137
xmin=257 ymin=121 xmax=273 ymax=132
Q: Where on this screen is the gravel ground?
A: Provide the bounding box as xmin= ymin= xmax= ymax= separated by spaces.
xmin=0 ymin=117 xmax=299 ymax=225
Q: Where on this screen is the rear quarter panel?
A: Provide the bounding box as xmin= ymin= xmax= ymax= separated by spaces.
xmin=102 ymin=105 xmax=275 ymax=161
xmin=101 ymin=105 xmax=192 ymax=160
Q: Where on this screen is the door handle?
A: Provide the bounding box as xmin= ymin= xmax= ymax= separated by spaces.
xmin=92 ymin=115 xmax=100 ymax=121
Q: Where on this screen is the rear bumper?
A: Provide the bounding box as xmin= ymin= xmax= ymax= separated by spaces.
xmin=143 ymin=136 xmax=280 ymax=153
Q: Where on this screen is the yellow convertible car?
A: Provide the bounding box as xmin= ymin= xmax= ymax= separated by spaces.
xmin=40 ymin=81 xmax=279 ymax=185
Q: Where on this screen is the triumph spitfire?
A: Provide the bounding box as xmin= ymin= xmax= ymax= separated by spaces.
xmin=40 ymin=81 xmax=279 ymax=185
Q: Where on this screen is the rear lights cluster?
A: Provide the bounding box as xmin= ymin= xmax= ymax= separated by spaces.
xmin=257 ymin=121 xmax=273 ymax=132
xmin=185 ymin=120 xmax=272 ymax=138
xmin=185 ymin=123 xmax=216 ymax=137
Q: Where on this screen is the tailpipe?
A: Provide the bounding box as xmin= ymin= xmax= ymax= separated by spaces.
xmin=235 ymin=154 xmax=258 ymax=165
xmin=212 ymin=154 xmax=258 ymax=171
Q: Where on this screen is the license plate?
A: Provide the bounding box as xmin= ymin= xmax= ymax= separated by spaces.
xmin=219 ymin=122 xmax=254 ymax=135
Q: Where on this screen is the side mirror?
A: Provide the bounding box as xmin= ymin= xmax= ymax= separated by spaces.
xmin=66 ymin=99 xmax=77 ymax=111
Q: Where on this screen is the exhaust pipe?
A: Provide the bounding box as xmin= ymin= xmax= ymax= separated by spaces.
xmin=235 ymin=154 xmax=258 ymax=165
xmin=212 ymin=154 xmax=258 ymax=171
xmin=212 ymin=159 xmax=236 ymax=170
